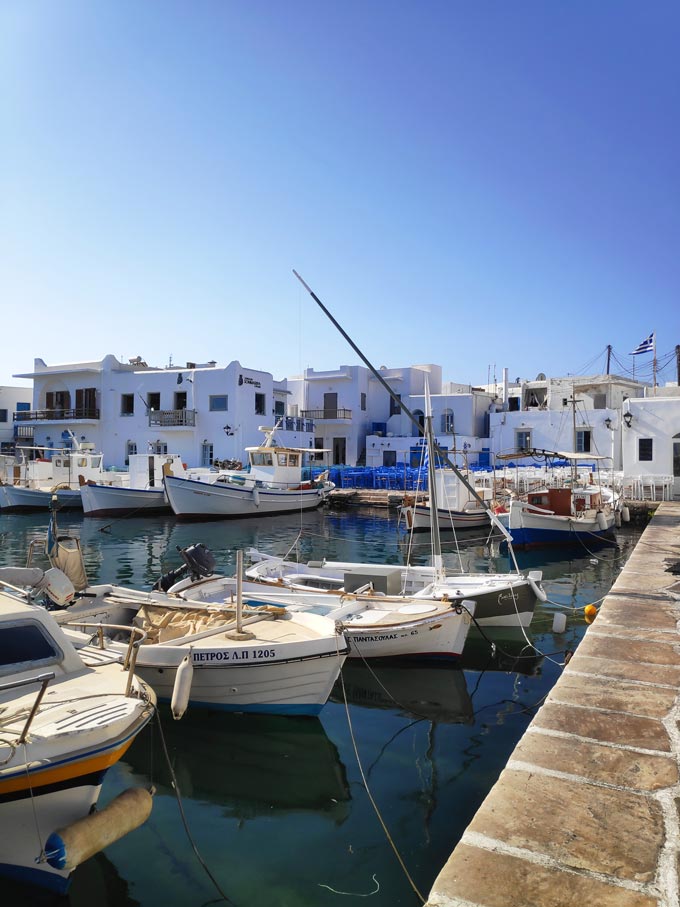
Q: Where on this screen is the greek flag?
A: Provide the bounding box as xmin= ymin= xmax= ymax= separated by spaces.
xmin=630 ymin=332 xmax=655 ymax=355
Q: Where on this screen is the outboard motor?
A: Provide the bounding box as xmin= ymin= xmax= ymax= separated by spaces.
xmin=179 ymin=543 xmax=216 ymax=579
xmin=153 ymin=543 xmax=216 ymax=592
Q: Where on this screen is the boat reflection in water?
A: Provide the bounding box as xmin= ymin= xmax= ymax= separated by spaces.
xmin=333 ymin=661 xmax=474 ymax=725
xmin=458 ymin=629 xmax=544 ymax=677
xmin=125 ymin=710 xmax=351 ymax=822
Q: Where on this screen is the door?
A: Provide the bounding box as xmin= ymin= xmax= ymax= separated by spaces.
xmin=332 ymin=437 xmax=346 ymax=465
xmin=324 ymin=393 xmax=338 ymax=419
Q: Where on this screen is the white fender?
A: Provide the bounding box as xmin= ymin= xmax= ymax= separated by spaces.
xmin=621 ymin=504 xmax=630 ymax=523
xmin=171 ymin=654 xmax=194 ymax=720
xmin=527 ymin=570 xmax=547 ymax=603
xmin=252 ymin=486 xmax=260 ymax=507
xmin=596 ymin=511 xmax=608 ymax=531
xmin=45 ymin=787 xmax=153 ymax=871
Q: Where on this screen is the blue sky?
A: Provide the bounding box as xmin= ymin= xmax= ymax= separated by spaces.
xmin=2 ymin=1 xmax=678 ymax=389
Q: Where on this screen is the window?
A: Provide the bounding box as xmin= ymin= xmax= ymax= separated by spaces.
xmin=209 ymin=395 xmax=228 ymax=411
xmin=516 ymin=430 xmax=532 ymax=451
xmin=639 ymin=438 xmax=653 ymax=462
xmin=126 ymin=440 xmax=138 ymax=463
xmin=389 ymin=394 xmax=401 ymax=416
xmin=201 ymin=442 xmax=213 ymax=467
xmin=0 ymin=622 xmax=61 ymax=674
xmin=255 ymin=393 xmax=266 ymax=416
xmin=312 ymin=438 xmax=325 ymax=462
xmin=274 ymin=400 xmax=285 ymax=417
xmin=441 ymin=409 xmax=454 ymax=433
xmin=360 ymin=393 xmax=366 ymax=412
xmin=593 ymin=394 xmax=606 ymax=410
xmin=0 ymin=409 xmax=7 ymax=423
xmin=121 ymin=394 xmax=134 ymax=416
xmin=575 ymin=430 xmax=591 ymax=453
xmin=147 ymin=392 xmax=161 ymax=411
xmin=149 ymin=441 xmax=167 ymax=455
xmin=174 ymin=391 xmax=187 ymax=410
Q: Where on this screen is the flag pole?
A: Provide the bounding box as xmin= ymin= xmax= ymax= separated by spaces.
xmin=653 ymin=331 xmax=657 ymax=393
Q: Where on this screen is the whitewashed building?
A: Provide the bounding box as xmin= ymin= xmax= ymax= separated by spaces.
xmin=620 ymin=386 xmax=680 ymax=500
xmin=0 ymin=385 xmax=32 ymax=453
xmin=13 ymin=355 xmax=314 ymax=468
xmin=487 ymin=374 xmax=647 ymax=470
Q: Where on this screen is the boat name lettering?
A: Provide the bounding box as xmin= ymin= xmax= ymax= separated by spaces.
xmin=192 ymin=648 xmax=276 ymax=663
xmin=358 ymin=633 xmax=398 ymax=642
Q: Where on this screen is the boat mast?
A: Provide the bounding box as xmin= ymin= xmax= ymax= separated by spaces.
xmin=423 ymin=378 xmax=444 ymax=581
xmin=292 ymin=269 xmax=521 ymax=572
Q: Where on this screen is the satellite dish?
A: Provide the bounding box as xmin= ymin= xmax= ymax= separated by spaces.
xmin=535 ymin=372 xmax=546 ymax=381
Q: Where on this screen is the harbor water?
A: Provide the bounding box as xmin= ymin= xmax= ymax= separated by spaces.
xmin=0 ymin=506 xmax=643 ymax=906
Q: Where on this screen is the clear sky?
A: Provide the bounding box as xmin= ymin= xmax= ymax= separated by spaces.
xmin=2 ymin=1 xmax=679 ymax=390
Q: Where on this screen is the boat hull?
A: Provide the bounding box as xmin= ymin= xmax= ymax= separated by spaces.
xmin=402 ymin=503 xmax=490 ymax=531
xmin=80 ymin=483 xmax=169 ymax=517
xmin=498 ymin=504 xmax=616 ymax=549
xmin=134 ymin=647 xmax=346 ymax=715
xmin=0 ymin=681 xmax=154 ymax=893
xmin=163 ymin=475 xmax=329 ymax=520
xmin=339 ymin=605 xmax=472 ymax=659
xmin=0 ymin=485 xmax=83 ymax=512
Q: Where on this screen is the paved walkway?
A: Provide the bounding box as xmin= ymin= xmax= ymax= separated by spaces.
xmin=427 ymin=501 xmax=680 ymax=907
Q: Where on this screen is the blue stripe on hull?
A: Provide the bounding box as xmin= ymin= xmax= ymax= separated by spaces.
xmin=508 ymin=526 xmax=616 ymax=549
xmin=0 ymin=861 xmax=70 ymax=894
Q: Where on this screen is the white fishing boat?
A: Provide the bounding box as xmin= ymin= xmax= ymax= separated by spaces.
xmin=495 ymin=476 xmax=619 ymax=549
xmin=0 ymin=436 xmax=124 ymax=512
xmin=399 ymin=465 xmax=491 ymax=531
xmin=31 ymin=526 xmax=349 ymax=717
xmin=0 ymin=569 xmax=155 ymax=893
xmin=163 ymin=425 xmax=334 ymax=520
xmin=80 ymin=453 xmax=200 ymax=517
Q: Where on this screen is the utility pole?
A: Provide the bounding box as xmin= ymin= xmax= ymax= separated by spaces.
xmin=676 ymin=345 xmax=680 ymax=385
xmin=606 ymin=344 xmax=611 ymax=375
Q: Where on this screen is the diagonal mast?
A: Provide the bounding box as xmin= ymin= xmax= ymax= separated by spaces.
xmin=292 ymin=269 xmax=521 ymax=573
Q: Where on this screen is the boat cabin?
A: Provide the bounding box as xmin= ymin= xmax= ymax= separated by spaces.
xmin=526 ymin=487 xmax=603 ymax=515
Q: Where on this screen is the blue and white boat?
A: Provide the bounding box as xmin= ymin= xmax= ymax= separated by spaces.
xmin=495 ymin=482 xmax=618 ymax=549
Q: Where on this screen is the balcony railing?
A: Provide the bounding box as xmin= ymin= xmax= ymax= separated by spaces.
xmin=278 ymin=416 xmax=315 ymax=433
xmin=148 ymin=409 xmax=197 ymax=427
xmin=14 ymin=408 xmax=100 ymax=422
xmin=301 ymin=408 xmax=352 ymax=421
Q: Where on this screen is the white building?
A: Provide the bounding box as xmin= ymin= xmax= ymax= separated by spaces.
xmin=621 ymin=386 xmax=680 ymax=500
xmin=13 ymin=355 xmax=314 ymax=468
xmin=0 ymin=385 xmax=32 ymax=453
xmin=487 ymin=374 xmax=647 ymax=471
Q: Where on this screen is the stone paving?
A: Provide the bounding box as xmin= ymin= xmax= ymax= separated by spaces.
xmin=427 ymin=501 xmax=680 ymax=907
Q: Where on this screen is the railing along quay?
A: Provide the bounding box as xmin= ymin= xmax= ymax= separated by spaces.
xmin=426 ymin=501 xmax=680 ymax=907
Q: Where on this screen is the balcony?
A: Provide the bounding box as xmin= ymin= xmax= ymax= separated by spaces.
xmin=148 ymin=409 xmax=197 ymax=428
xmin=302 ymin=408 xmax=352 ymax=422
xmin=279 ymin=416 xmax=315 ymax=433
xmin=14 ymin=408 xmax=100 ymax=422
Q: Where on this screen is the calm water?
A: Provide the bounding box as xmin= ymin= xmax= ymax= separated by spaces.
xmin=1 ymin=506 xmax=643 ymax=907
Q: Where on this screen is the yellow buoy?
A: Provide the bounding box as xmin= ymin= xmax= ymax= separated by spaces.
xmin=584 ymin=604 xmax=598 ymax=621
